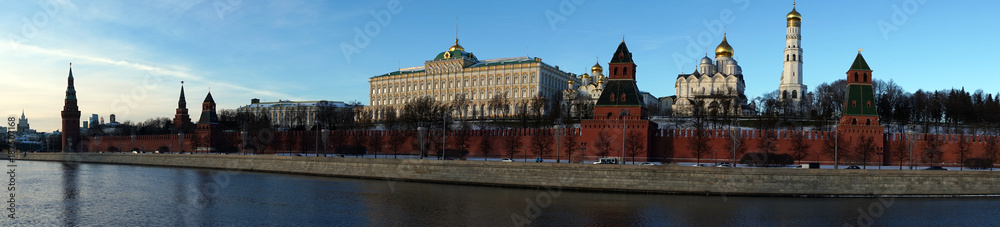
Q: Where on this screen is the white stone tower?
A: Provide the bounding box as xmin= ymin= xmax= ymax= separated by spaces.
xmin=779 ymin=3 xmax=806 ymax=101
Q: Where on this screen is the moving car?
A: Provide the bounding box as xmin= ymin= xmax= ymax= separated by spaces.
xmin=501 ymin=158 xmax=514 ymax=163
xmin=593 ymin=158 xmax=618 ymax=164
xmin=846 ymin=166 xmax=861 ymax=169
xmin=639 ymin=162 xmax=656 ymax=166
xmin=715 ymin=162 xmax=732 ymax=167
xmin=923 ymin=166 xmax=948 ymax=170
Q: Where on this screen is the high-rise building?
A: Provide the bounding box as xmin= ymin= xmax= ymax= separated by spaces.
xmin=779 ymin=3 xmax=807 ymax=101
xmin=16 ymin=110 xmax=29 ymax=133
xmin=368 ymin=39 xmax=576 ymax=118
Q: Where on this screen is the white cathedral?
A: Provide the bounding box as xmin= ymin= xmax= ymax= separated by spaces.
xmin=672 ymin=3 xmax=806 ymax=116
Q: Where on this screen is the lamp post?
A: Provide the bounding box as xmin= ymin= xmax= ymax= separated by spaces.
xmin=619 ymin=109 xmax=630 ymax=165
xmin=322 ymin=129 xmax=329 ymax=157
xmin=906 ymin=129 xmax=915 ymax=170
xmin=834 ymin=126 xmax=839 ymax=169
xmin=579 ymin=143 xmax=587 ymax=164
xmin=555 ymin=125 xmax=562 ymax=163
xmin=417 ymin=127 xmax=426 ymax=159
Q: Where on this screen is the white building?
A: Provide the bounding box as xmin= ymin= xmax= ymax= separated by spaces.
xmin=562 ymin=61 xmax=606 ymax=118
xmin=779 ymin=3 xmax=807 ymax=101
xmin=672 ymin=34 xmax=747 ymax=116
xmin=237 ymin=99 xmax=352 ymax=129
xmin=368 ymin=39 xmax=576 ymax=118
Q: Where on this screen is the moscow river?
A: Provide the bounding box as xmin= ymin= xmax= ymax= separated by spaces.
xmin=4 ymin=160 xmax=1000 ymax=226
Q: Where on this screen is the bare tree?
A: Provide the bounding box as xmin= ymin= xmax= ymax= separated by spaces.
xmin=562 ymin=127 xmax=578 ymax=163
xmin=922 ymin=136 xmax=944 ymax=165
xmin=823 ymin=131 xmax=853 ymax=166
xmin=479 ymin=131 xmax=495 ymax=161
xmin=388 ymin=130 xmax=407 ymax=158
xmin=985 ymin=135 xmax=999 ymax=170
xmin=689 ymin=98 xmax=712 ymax=165
xmin=453 ymin=121 xmax=472 ymax=155
xmin=452 ymin=93 xmax=470 ymax=118
xmin=892 ymin=138 xmax=909 ymax=169
xmin=529 ymin=129 xmax=553 ymax=160
xmin=856 ymin=136 xmax=876 ymax=168
xmin=502 ymin=131 xmax=522 ymax=159
xmin=594 ymin=129 xmax=613 ymax=158
xmin=956 ymin=133 xmax=971 ymax=170
xmin=624 ymin=130 xmax=645 ymax=164
xmin=789 ymin=131 xmax=811 ymax=164
xmin=367 ymin=130 xmax=385 ymax=158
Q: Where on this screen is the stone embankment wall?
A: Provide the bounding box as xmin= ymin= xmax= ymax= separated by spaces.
xmin=18 ymin=153 xmax=1000 ymax=197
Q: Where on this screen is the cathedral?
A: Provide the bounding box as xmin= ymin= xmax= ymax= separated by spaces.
xmin=671 ymin=33 xmax=747 ymax=116
xmin=562 ymin=60 xmax=606 ymax=118
xmin=672 ymin=3 xmax=806 ymax=116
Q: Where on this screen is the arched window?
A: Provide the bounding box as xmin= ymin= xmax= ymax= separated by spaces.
xmin=783 ymin=90 xmax=788 ymax=99
xmin=623 ymin=67 xmax=628 ymax=76
xmin=852 ymin=118 xmax=857 ymax=125
xmin=854 ymin=72 xmax=859 ymax=82
xmin=792 ymin=90 xmax=798 ymax=99
xmin=786 ymin=55 xmax=789 ymax=61
xmin=793 ymin=54 xmax=797 ymax=61
xmin=614 ymin=67 xmax=619 ymax=75
xmin=866 ymin=119 xmax=871 ymax=125
xmin=864 ymin=73 xmax=869 ymax=82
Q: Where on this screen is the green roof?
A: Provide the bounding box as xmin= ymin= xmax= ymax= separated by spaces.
xmin=849 ymin=53 xmax=871 ymax=71
xmin=595 ymin=79 xmax=643 ymax=106
xmin=843 ymin=84 xmax=876 ymax=116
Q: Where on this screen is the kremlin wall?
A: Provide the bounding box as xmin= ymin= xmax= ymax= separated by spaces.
xmin=51 ymin=4 xmax=997 ymax=169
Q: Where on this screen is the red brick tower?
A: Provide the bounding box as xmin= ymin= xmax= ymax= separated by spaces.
xmin=173 ymin=81 xmax=192 ymax=132
xmin=195 ymin=92 xmax=222 ymax=153
xmin=580 ymin=40 xmax=655 ymax=162
xmin=61 ymin=63 xmax=81 ymax=152
xmin=838 ymin=51 xmax=885 ymax=164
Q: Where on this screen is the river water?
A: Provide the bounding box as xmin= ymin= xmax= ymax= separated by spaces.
xmin=3 ymin=160 xmax=999 ymax=226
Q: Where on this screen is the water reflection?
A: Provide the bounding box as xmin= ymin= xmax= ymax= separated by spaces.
xmin=60 ymin=162 xmax=79 ymax=227
xmin=8 ymin=161 xmax=1000 ymax=226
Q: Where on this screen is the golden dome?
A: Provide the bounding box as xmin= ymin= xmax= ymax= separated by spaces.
xmin=787 ymin=3 xmax=801 ymax=22
xmin=582 ymin=73 xmax=591 ymax=79
xmin=591 ymin=62 xmax=603 ymax=72
xmin=715 ymin=34 xmax=734 ymax=58
xmin=449 ymin=38 xmax=465 ymax=52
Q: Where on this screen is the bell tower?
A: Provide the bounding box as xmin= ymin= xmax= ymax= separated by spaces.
xmin=779 ymin=2 xmax=807 ymax=102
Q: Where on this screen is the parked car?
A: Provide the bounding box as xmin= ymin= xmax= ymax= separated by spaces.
xmin=715 ymin=162 xmax=732 ymax=167
xmin=846 ymin=166 xmax=861 ymax=169
xmin=501 ymin=158 xmax=514 ymax=163
xmin=691 ymin=164 xmax=709 ymax=167
xmin=923 ymin=166 xmax=948 ymax=170
xmin=639 ymin=162 xmax=656 ymax=166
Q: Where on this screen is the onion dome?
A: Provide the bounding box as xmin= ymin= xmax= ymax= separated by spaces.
xmin=449 ymin=38 xmax=464 ymax=52
xmin=715 ymin=34 xmax=734 ymax=58
xmin=787 ymin=3 xmax=801 ymax=27
xmin=591 ymin=61 xmax=603 ymax=72
xmin=700 ymin=56 xmax=712 ymax=64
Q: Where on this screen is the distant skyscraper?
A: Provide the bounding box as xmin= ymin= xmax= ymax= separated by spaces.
xmin=89 ymin=114 xmax=99 ymax=128
xmin=16 ymin=110 xmax=29 ymax=133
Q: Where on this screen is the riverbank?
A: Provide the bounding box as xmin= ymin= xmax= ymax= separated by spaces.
xmin=16 ymin=152 xmax=1000 ymax=197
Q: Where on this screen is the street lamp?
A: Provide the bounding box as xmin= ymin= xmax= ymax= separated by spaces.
xmin=417 ymin=127 xmax=426 ymax=159
xmin=555 ymin=125 xmax=562 ymax=163
xmin=906 ymin=129 xmax=915 ymax=170
xmin=619 ymin=109 xmax=630 ymax=165
xmin=579 ymin=142 xmax=587 ymax=164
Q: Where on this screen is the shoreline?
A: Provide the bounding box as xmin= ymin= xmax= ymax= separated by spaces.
xmin=14 ymin=152 xmax=1000 ymax=198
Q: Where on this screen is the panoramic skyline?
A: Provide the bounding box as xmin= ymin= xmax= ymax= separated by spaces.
xmin=2 ymin=0 xmax=995 ymax=132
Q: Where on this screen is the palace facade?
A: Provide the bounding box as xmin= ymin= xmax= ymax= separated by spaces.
xmin=368 ymin=39 xmax=576 ymax=118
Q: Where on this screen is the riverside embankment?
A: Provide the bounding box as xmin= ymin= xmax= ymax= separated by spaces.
xmin=16 ymin=152 xmax=1000 ymax=197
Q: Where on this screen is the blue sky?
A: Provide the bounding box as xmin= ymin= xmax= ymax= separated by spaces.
xmin=3 ymin=0 xmax=996 ymax=132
